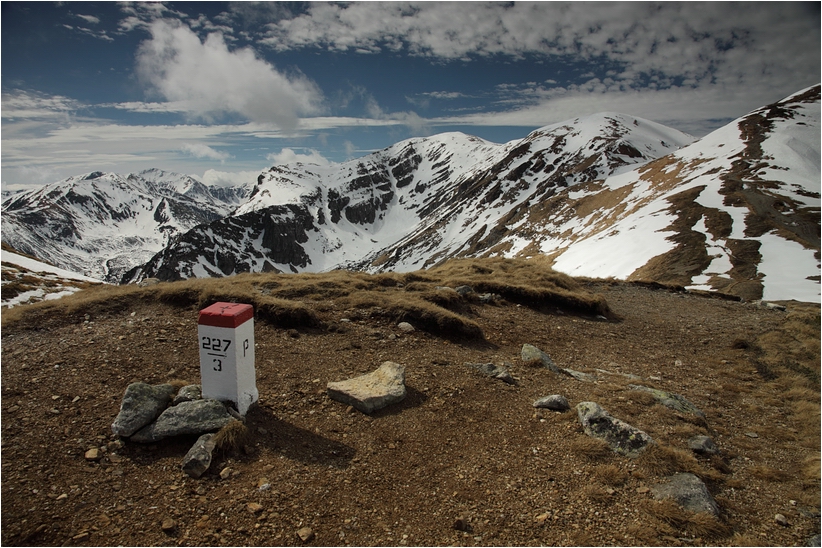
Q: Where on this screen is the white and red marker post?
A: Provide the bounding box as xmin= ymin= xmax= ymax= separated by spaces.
xmin=197 ymin=302 xmax=258 ymax=416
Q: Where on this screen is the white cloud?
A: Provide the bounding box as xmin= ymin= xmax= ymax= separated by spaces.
xmin=180 ymin=143 xmax=232 ymax=162
xmin=1 ymin=89 xmax=82 ymax=120
xmin=135 ymin=20 xmax=324 ymax=129
xmin=200 ymin=169 xmax=260 ymax=188
xmin=75 ymin=14 xmax=100 ymax=25
xmin=265 ymin=148 xmax=332 ymax=166
xmin=260 ymin=3 xmax=819 ymax=96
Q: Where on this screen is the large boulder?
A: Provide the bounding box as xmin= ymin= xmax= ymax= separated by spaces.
xmin=576 ymin=401 xmax=654 ymax=457
xmin=327 ymin=361 xmax=407 ymax=414
xmin=111 ymin=382 xmax=175 ymax=437
xmin=521 ymin=344 xmax=560 ymax=373
xmin=652 ymin=473 xmax=720 ymax=516
xmin=130 ymin=399 xmax=237 ymax=443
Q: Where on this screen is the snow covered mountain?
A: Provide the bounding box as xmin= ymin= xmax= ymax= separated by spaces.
xmin=1 ymin=169 xmax=249 ymax=282
xmin=124 ymin=112 xmax=692 ymax=281
xmin=3 ymin=86 xmax=819 ymax=302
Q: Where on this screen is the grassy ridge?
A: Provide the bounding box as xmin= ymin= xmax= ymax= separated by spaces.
xmin=1 ymin=258 xmax=613 ymax=340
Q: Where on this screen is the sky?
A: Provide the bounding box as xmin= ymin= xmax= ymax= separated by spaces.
xmin=2 ymin=1 xmax=820 ymax=191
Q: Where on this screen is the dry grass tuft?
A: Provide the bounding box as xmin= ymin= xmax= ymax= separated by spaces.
xmin=638 ymin=443 xmax=700 ymax=477
xmin=593 ymin=464 xmax=629 ymax=487
xmin=168 ymin=379 xmax=191 ymax=391
xmin=580 ymin=483 xmax=611 ymax=503
xmin=747 ymin=464 xmax=791 ymax=483
xmin=643 ymin=499 xmax=730 ymax=540
xmin=213 ymin=421 xmax=250 ymax=454
xmin=569 ymin=435 xmax=613 ymax=462
xmin=802 ymin=455 xmax=821 ymax=483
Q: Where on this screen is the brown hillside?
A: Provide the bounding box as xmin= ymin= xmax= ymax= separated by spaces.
xmin=1 ymin=258 xmax=819 ymax=546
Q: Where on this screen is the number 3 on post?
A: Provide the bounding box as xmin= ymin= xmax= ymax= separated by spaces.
xmin=213 ymin=358 xmax=222 ymax=371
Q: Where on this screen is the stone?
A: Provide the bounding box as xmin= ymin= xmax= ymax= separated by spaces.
xmin=129 ymin=399 xmax=237 ymax=443
xmin=247 ymin=502 xmax=264 ymax=514
xmin=651 ymin=473 xmax=719 ymax=516
xmin=181 ymin=433 xmax=217 ymax=479
xmin=220 ymin=467 xmax=233 ymax=480
xmin=111 ymin=382 xmax=175 ymax=437
xmin=628 ymin=384 xmax=706 ymax=418
xmin=533 ymin=395 xmax=570 ymax=411
xmin=454 ymin=285 xmax=475 ymax=296
xmin=774 ymin=513 xmax=789 ymax=526
xmin=688 ymin=435 xmax=720 ymax=455
xmin=161 ymin=518 xmax=176 ymax=533
xmin=576 ymin=401 xmax=654 ymax=457
xmin=521 ymin=344 xmax=560 ymax=373
xmin=805 ymin=533 xmax=821 ymax=546
xmin=397 ymin=322 xmax=415 ymax=333
xmin=173 ymin=385 xmax=202 ymax=406
xmin=467 ymin=362 xmax=516 ymax=385
xmin=453 ymin=516 xmax=471 ymax=532
xmin=84 ymin=448 xmax=102 ymax=461
xmin=138 ymin=278 xmax=161 ymax=287
xmin=327 ymin=361 xmax=407 ymax=414
xmin=561 ymin=368 xmax=597 ymax=382
xmin=297 ymin=526 xmax=315 ymax=542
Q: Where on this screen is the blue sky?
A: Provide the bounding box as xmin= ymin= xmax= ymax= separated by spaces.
xmin=2 ymin=1 xmax=819 ymax=190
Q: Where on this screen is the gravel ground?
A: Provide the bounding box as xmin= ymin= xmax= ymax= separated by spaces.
xmin=1 ymin=281 xmax=819 ymax=546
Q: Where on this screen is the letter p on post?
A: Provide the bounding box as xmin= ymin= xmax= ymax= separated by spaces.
xmin=198 ymin=302 xmax=258 ymax=416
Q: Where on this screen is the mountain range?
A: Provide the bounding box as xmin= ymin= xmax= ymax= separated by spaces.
xmin=2 ymin=85 xmax=819 ymax=302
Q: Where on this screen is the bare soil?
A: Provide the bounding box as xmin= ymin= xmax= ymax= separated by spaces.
xmin=1 ymin=281 xmax=819 ymax=546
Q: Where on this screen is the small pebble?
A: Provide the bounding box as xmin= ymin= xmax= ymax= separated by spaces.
xmin=775 ymin=513 xmax=789 ymax=527
xmin=297 ymin=526 xmax=315 ymax=542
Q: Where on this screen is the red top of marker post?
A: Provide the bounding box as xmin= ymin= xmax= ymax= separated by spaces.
xmin=199 ymin=302 xmax=254 ymax=328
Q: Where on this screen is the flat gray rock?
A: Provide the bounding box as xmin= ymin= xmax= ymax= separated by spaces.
xmin=628 ymin=384 xmax=705 ymax=418
xmin=533 ymin=395 xmax=570 ymax=411
xmin=576 ymin=401 xmax=653 ymax=457
xmin=111 ymin=382 xmax=175 ymax=438
xmin=182 ymin=433 xmax=217 ymax=479
xmin=130 ymin=399 xmax=237 ymax=443
xmin=688 ymin=435 xmax=720 ymax=455
xmin=562 ymin=368 xmax=597 ymax=382
xmin=521 ymin=344 xmax=560 ymax=373
xmin=327 ymin=361 xmax=407 ymax=414
xmin=652 ymin=473 xmax=720 ymax=516
xmin=467 ymin=362 xmax=516 ymax=385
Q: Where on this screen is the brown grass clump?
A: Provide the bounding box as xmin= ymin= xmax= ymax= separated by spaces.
xmin=593 ymin=463 xmax=629 ymax=487
xmin=569 ymin=435 xmax=614 ymax=462
xmin=213 ymin=421 xmax=250 ymax=455
xmin=642 ymin=499 xmax=731 ymax=541
xmin=637 ymin=443 xmax=700 ymax=477
xmin=747 ymin=465 xmax=791 ymax=483
xmin=428 ymin=257 xmax=616 ymax=318
xmin=168 ymin=379 xmax=191 ymax=392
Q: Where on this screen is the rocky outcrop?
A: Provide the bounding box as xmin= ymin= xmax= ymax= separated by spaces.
xmin=326 ymin=361 xmax=407 ymax=414
xmin=521 ymin=344 xmax=560 ymax=373
xmin=652 ymin=473 xmax=720 ymax=516
xmin=533 ymin=394 xmax=570 ymax=411
xmin=467 ymin=362 xmax=516 ymax=385
xmin=576 ymin=401 xmax=654 ymax=457
xmin=628 ymin=384 xmax=705 ymax=418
